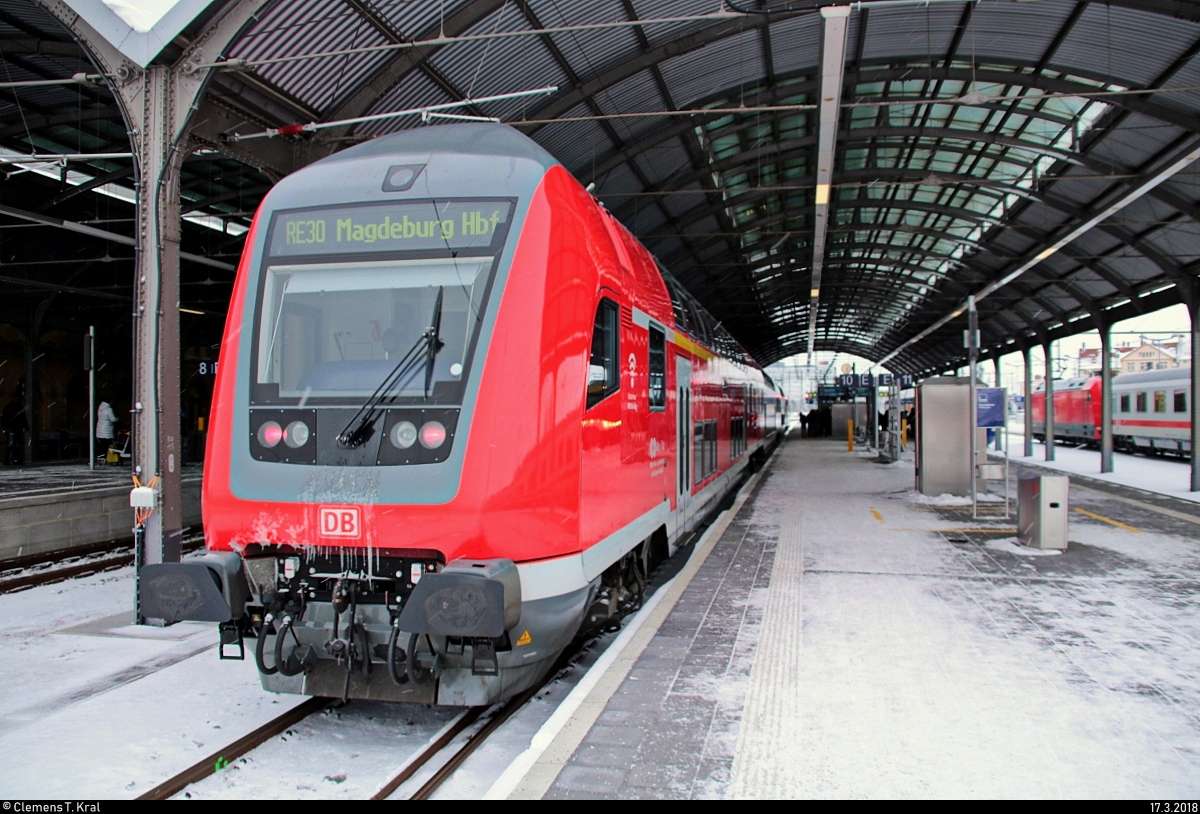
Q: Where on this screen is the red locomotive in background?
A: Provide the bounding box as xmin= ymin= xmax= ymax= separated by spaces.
xmin=139 ymin=124 xmax=785 ymax=706
xmin=1031 ymin=366 xmax=1191 ymax=457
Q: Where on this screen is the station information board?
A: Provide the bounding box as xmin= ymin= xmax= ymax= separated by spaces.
xmin=976 ymin=387 xmax=1007 ymax=428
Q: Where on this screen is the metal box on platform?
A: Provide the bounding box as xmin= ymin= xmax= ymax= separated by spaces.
xmin=915 ymin=377 xmax=972 ymax=496
xmin=830 ymin=402 xmax=868 ymax=440
xmin=1017 ymin=473 xmax=1069 ymax=550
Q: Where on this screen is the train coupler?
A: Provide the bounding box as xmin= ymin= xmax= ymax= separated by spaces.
xmin=218 ymin=618 xmax=247 ymax=660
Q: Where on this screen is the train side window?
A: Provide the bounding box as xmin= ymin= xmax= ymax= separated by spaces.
xmin=693 ymin=421 xmax=705 ymax=485
xmin=1175 ymin=390 xmax=1187 ymax=413
xmin=586 ymin=298 xmax=620 ymax=409
xmin=1154 ymin=391 xmax=1166 ymax=413
xmin=1136 ymin=392 xmax=1147 ymax=412
xmin=1120 ymin=393 xmax=1130 ymax=413
xmin=648 ymin=325 xmax=666 ymax=410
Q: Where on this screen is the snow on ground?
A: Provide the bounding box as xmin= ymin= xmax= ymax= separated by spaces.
xmin=983 ymin=537 xmax=1063 ymax=556
xmin=0 ymin=566 xmax=306 ymax=798
xmin=998 ymin=429 xmax=1200 ymax=504
xmin=175 ymin=629 xmax=622 ymax=800
xmin=730 ymin=440 xmax=1200 ymax=798
xmin=0 ymin=546 xmax=638 ymax=800
xmin=908 ymin=490 xmax=1004 ymax=505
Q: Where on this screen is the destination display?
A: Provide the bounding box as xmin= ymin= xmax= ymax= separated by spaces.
xmin=268 ymin=199 xmax=513 ymax=257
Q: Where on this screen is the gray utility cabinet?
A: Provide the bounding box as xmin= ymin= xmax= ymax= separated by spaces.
xmin=916 ymin=377 xmax=972 ymax=496
xmin=830 ymin=402 xmax=868 ymax=440
xmin=1017 ymin=473 xmax=1069 ymax=550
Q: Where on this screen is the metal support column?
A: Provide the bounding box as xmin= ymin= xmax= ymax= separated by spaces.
xmin=1023 ymin=345 xmax=1033 ymax=457
xmin=1099 ymin=321 xmax=1114 ymax=474
xmin=22 ymin=327 xmax=36 ymax=464
xmin=87 ymin=326 xmax=95 ymax=470
xmin=992 ymin=354 xmax=1003 ymax=451
xmin=1190 ymin=295 xmax=1200 ymax=491
xmin=969 ymin=296 xmax=978 ymax=515
xmin=36 ymin=0 xmax=277 ymax=626
xmin=1043 ymin=338 xmax=1055 ymax=462
xmin=132 ymin=66 xmax=184 ymax=621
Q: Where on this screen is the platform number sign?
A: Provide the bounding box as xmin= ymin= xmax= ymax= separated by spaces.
xmin=198 ymin=360 xmax=219 ymax=376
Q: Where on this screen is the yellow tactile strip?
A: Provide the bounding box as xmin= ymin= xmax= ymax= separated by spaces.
xmin=727 ymin=502 xmax=805 ymax=797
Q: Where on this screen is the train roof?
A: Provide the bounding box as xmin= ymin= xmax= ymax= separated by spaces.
xmin=1111 ymin=366 xmax=1192 ymax=387
xmin=1032 ymin=377 xmax=1096 ymax=393
xmin=310 ymin=123 xmax=561 ymax=171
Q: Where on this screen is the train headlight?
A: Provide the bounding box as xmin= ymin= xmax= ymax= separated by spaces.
xmin=390 ymin=420 xmax=417 ymax=449
xmin=284 ymin=420 xmax=310 ymax=448
xmin=419 ymin=421 xmax=446 ymax=449
xmin=257 ymin=420 xmax=283 ymax=448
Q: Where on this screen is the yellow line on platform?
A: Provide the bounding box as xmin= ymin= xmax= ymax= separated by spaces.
xmin=1073 ymin=507 xmax=1142 ymax=533
xmin=870 ymin=508 xmax=884 ymax=523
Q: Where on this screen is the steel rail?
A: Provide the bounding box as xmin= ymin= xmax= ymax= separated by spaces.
xmin=369 ymin=708 xmax=485 ymax=800
xmin=0 ymin=536 xmax=204 ymax=594
xmin=137 ymin=696 xmax=331 ymax=800
xmin=408 ymin=683 xmax=545 ymax=800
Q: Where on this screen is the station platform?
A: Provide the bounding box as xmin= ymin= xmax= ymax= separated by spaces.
xmin=506 ymin=437 xmax=1200 ymax=798
xmin=0 ymin=463 xmax=202 ymax=561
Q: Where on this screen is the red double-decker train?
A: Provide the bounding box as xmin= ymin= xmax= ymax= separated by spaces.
xmin=140 ymin=124 xmax=785 ymax=706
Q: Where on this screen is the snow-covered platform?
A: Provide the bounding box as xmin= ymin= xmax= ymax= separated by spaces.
xmin=0 ymin=463 xmax=202 ymax=561
xmin=1001 ymin=429 xmax=1200 ymax=505
xmin=509 ymin=437 xmax=1200 ymax=798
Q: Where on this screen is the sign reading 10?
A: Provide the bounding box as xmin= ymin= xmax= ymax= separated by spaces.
xmin=198 ymin=361 xmax=219 ymax=376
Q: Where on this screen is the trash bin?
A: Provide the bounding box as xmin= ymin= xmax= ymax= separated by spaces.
xmin=1017 ymin=472 xmax=1069 ymax=550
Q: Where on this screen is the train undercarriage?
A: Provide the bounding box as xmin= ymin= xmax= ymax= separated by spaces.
xmin=172 ymin=538 xmax=659 ymax=707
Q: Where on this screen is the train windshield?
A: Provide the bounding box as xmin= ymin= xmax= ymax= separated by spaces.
xmin=254 ymin=257 xmax=490 ymax=402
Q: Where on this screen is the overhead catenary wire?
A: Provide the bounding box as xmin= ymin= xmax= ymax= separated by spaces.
xmin=226 ymin=86 xmax=558 ymax=141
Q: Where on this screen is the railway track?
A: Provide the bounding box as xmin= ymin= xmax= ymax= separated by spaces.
xmin=135 ymin=681 xmax=548 ymax=801
xmin=137 ymin=696 xmax=331 ymax=800
xmin=0 ymin=534 xmax=204 ymax=594
xmin=132 ymin=609 xmax=601 ymax=801
xmin=374 ymin=682 xmax=545 ymax=800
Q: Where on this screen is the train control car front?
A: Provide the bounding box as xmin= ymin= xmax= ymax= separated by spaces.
xmin=139 ymin=125 xmax=606 ymax=706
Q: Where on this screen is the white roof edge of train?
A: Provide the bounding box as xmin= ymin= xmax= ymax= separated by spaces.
xmin=1032 ymin=365 xmax=1192 ymax=392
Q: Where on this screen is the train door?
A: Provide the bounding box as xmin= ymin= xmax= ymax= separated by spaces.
xmin=677 ymin=356 xmax=693 ymax=530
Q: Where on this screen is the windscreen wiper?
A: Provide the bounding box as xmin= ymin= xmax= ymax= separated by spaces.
xmin=424 ymin=286 xmax=446 ymax=398
xmin=337 ymin=288 xmax=446 ymax=449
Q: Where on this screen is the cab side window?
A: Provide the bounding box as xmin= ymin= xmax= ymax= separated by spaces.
xmin=587 ymin=298 xmax=620 ymax=409
xmin=648 ymin=325 xmax=666 ymax=410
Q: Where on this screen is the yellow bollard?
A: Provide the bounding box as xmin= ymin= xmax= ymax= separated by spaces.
xmin=847 ymin=419 xmax=854 ymax=452
xmin=900 ymin=417 xmax=907 ymax=451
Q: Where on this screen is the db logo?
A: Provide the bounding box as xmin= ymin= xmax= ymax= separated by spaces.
xmin=319 ymin=506 xmax=361 ymax=538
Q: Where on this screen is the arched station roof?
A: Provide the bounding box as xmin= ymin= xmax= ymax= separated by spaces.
xmin=6 ymin=0 xmax=1200 ymax=373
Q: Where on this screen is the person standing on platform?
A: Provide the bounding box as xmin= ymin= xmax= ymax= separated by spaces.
xmin=95 ymin=398 xmax=117 ymax=459
xmin=2 ymin=390 xmax=28 ymax=465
